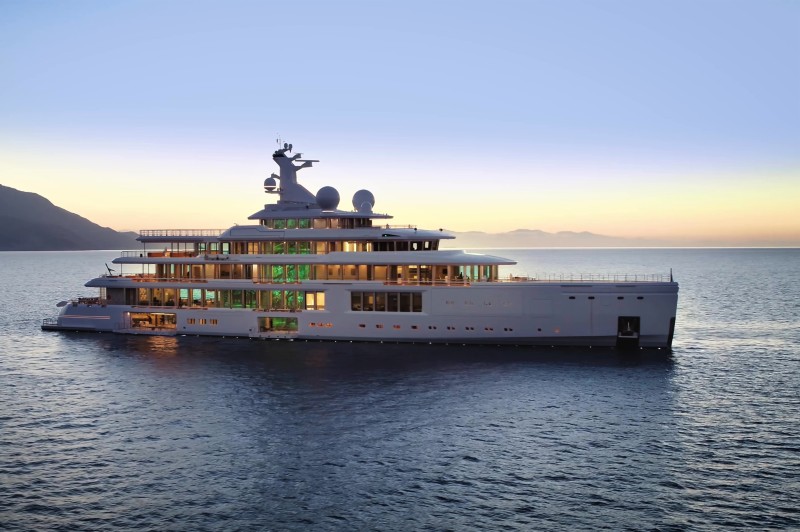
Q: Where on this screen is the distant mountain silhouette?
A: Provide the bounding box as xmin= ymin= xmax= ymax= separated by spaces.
xmin=445 ymin=228 xmax=664 ymax=248
xmin=0 ymin=185 xmax=139 ymax=251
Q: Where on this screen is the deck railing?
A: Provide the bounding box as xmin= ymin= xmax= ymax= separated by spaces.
xmin=96 ymin=272 xmax=672 ymax=285
xmin=380 ymin=224 xmax=417 ymax=230
xmin=119 ymin=250 xmax=204 ymax=258
xmin=501 ymin=273 xmax=673 ymax=283
xmin=138 ymin=229 xmax=225 ymax=238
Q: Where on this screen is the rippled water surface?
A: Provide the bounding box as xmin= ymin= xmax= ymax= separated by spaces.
xmin=1 ymin=249 xmax=799 ymax=530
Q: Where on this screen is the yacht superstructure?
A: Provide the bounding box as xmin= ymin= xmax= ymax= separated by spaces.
xmin=43 ymin=143 xmax=678 ymax=348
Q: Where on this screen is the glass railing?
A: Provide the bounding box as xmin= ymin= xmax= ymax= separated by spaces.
xmin=138 ymin=229 xmax=225 ymax=237
xmin=501 ymin=273 xmax=673 ymax=283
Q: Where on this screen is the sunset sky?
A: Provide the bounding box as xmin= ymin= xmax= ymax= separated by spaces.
xmin=1 ymin=0 xmax=798 ymax=245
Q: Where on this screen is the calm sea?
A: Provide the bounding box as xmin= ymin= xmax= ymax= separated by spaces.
xmin=1 ymin=249 xmax=798 ymax=530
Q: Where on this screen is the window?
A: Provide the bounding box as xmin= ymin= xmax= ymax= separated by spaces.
xmin=412 ymin=293 xmax=422 ymax=312
xmin=305 ymin=291 xmax=326 ymax=310
xmin=351 ymin=292 xmax=362 ymax=311
xmin=350 ymin=291 xmax=423 ymax=312
xmin=258 ymin=316 xmax=298 ymax=332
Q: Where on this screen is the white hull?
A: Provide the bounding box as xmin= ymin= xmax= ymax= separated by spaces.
xmin=44 ymin=280 xmax=678 ymax=348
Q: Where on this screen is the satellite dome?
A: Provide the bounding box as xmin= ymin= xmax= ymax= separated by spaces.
xmin=316 ymin=186 xmax=340 ymax=210
xmin=264 ymin=176 xmax=277 ymax=192
xmin=352 ymin=189 xmax=375 ymax=213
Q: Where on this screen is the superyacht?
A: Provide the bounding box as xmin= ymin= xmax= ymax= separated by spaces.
xmin=43 ymin=143 xmax=679 ymax=348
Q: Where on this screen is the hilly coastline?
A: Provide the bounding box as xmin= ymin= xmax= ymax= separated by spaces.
xmin=2 ymin=185 xmax=793 ymax=250
xmin=0 ymin=185 xmax=138 ymax=251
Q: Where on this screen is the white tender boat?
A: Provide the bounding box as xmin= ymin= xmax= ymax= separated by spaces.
xmin=43 ymin=143 xmax=678 ymax=348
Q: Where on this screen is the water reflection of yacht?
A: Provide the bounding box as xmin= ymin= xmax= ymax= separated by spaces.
xmin=43 ymin=143 xmax=678 ymax=348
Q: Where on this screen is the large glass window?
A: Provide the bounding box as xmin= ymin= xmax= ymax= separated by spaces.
xmin=412 ymin=293 xmax=423 ymax=312
xmin=272 ymin=265 xmax=284 ymax=283
xmin=387 ymin=292 xmax=399 ymax=312
xmin=399 ymin=293 xmax=411 ymax=312
xmin=258 ymin=317 xmax=298 ymax=332
xmin=305 ymin=291 xmax=325 ymax=310
xmin=231 ymin=290 xmax=243 ymax=308
xmin=205 ymin=289 xmax=216 ymax=307
xmin=363 ymin=292 xmax=375 ymax=311
xmin=351 ymin=292 xmax=362 ymax=311
xmin=350 ymin=291 xmax=422 ymax=312
xmin=245 ymin=290 xmax=258 ymax=309
xmin=271 ymin=290 xmax=284 ymax=309
xmin=375 ymin=292 xmax=386 ymax=312
xmin=219 ymin=290 xmax=231 ymax=308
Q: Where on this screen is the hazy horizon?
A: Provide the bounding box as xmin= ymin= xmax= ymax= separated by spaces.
xmin=2 ymin=1 xmax=798 ymax=246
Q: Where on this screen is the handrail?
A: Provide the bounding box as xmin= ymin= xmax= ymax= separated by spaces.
xmin=119 ymin=250 xmax=204 ymax=258
xmin=99 ymin=272 xmax=672 ymax=284
xmin=381 ymin=224 xmax=417 ymax=230
xmin=501 ymin=273 xmax=673 ymax=283
xmin=138 ymin=229 xmax=225 ymax=238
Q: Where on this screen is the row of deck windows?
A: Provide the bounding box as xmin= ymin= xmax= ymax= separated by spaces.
xmin=259 ymin=218 xmax=373 ymax=230
xmin=145 ymin=263 xmax=497 ymax=283
xmin=350 ymin=291 xmax=423 ymax=312
xmin=145 ymin=240 xmax=439 ymax=257
xmin=228 ymin=240 xmax=438 ymax=254
xmin=123 ymin=288 xmax=326 ymax=310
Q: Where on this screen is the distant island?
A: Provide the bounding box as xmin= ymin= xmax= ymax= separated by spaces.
xmin=0 ymin=185 xmax=139 ymax=251
xmin=444 ymin=229 xmax=660 ymax=248
xmin=443 ymin=229 xmax=799 ymax=248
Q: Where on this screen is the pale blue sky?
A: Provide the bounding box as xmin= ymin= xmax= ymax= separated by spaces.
xmin=2 ymin=0 xmax=798 ymax=243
